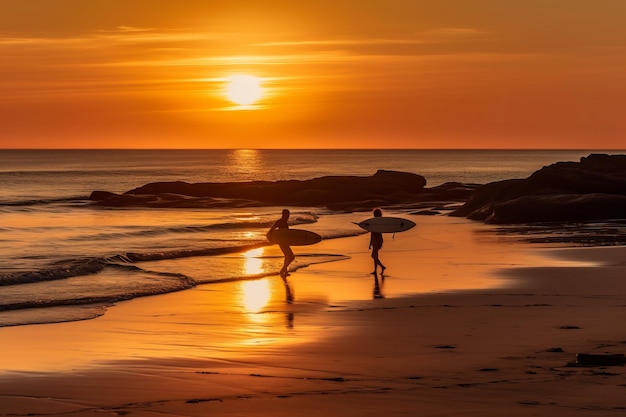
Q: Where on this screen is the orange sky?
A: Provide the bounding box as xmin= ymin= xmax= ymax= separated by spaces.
xmin=1 ymin=0 xmax=625 ymax=149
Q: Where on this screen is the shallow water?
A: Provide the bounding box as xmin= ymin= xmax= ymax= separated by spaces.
xmin=0 ymin=149 xmax=618 ymax=326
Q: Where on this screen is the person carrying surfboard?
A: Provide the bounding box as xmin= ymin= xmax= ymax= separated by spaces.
xmin=267 ymin=209 xmax=295 ymax=278
xmin=369 ymin=208 xmax=386 ymax=275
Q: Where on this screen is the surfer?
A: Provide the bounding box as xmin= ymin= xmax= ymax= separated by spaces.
xmin=267 ymin=209 xmax=295 ymax=278
xmin=369 ymin=208 xmax=386 ymax=275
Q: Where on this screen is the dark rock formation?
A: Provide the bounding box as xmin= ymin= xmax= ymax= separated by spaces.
xmin=90 ymin=170 xmax=430 ymax=210
xmin=451 ymin=154 xmax=626 ymax=224
xmin=412 ymin=210 xmax=441 ymax=216
xmin=417 ymin=181 xmax=479 ymax=201
xmin=479 ymin=194 xmax=626 ymax=224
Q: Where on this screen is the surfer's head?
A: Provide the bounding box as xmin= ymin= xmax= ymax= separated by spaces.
xmin=282 ymin=209 xmax=290 ymax=219
xmin=373 ymin=208 xmax=382 ymax=217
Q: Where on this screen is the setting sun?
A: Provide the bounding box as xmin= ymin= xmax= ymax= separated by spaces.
xmin=225 ymin=75 xmax=264 ymax=107
xmin=2 ymin=2 xmax=626 ymax=148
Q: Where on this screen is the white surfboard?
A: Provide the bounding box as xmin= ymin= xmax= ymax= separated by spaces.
xmin=267 ymin=229 xmax=322 ymax=246
xmin=355 ymin=217 xmax=416 ymax=233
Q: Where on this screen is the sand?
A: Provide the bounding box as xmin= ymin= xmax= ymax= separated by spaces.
xmin=1 ymin=215 xmax=626 ymax=416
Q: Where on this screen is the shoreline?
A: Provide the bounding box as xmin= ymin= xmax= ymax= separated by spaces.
xmin=1 ymin=215 xmax=626 ymax=416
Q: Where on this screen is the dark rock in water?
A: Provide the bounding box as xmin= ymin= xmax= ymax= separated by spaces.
xmin=575 ymin=353 xmax=625 ymax=366
xmin=416 ymin=182 xmax=480 ymax=202
xmin=412 ymin=210 xmax=441 ymax=216
xmin=91 ymin=170 xmax=428 ymax=209
xmin=326 ymin=183 xmax=479 ymax=213
xmin=546 ymin=347 xmax=564 ymax=353
xmin=448 ymin=179 xmax=526 ymax=220
xmin=89 ymin=190 xmax=117 ymax=201
xmin=484 ymin=194 xmax=626 ymax=224
xmin=451 ymin=154 xmax=626 ymax=223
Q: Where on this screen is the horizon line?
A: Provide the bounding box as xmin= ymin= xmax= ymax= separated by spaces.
xmin=2 ymin=147 xmax=625 ymax=152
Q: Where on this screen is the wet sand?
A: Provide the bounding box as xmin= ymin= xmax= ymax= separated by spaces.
xmin=1 ymin=215 xmax=625 ymax=416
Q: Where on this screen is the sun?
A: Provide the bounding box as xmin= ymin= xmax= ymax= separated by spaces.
xmin=225 ymin=75 xmax=264 ymax=106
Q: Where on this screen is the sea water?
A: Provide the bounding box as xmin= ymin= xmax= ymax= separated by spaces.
xmin=0 ymin=149 xmax=615 ymax=326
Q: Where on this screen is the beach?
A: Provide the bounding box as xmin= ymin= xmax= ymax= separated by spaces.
xmin=2 ymin=215 xmax=625 ymax=416
xmin=3 ymin=0 xmax=626 ymax=413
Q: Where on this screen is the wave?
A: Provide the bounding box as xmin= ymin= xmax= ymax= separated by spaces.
xmin=106 ymin=243 xmax=268 ymax=263
xmin=0 ymin=257 xmax=107 ymax=286
xmin=0 ymin=305 xmax=110 ymax=327
xmin=0 ymin=248 xmax=351 ymax=327
xmin=77 ymin=213 xmax=319 ymax=241
xmin=0 ymin=217 xmax=355 ymax=326
xmin=323 ymin=229 xmax=367 ymax=239
xmin=0 ymin=268 xmax=195 ymax=313
xmin=0 ymin=242 xmax=268 ymax=287
xmin=0 ymin=168 xmax=151 ymax=177
xmin=0 ymin=196 xmax=89 ymax=208
xmin=1 ymin=224 xmax=361 ymax=289
xmin=0 ymin=252 xmax=349 ymax=327
xmin=191 ymin=253 xmax=350 ymax=286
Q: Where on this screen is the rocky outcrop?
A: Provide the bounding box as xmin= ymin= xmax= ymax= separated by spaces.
xmin=451 ymin=154 xmax=626 ymax=224
xmin=90 ymin=170 xmax=430 ymax=209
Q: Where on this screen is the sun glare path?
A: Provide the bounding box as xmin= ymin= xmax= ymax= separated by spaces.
xmin=225 ymin=75 xmax=264 ymax=107
xmin=241 ymin=280 xmax=271 ymax=315
xmin=243 ymin=247 xmax=265 ymax=275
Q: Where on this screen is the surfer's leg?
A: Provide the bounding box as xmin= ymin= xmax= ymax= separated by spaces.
xmin=371 ymin=249 xmax=376 ymax=273
xmin=284 ymin=246 xmax=295 ymax=267
xmin=373 ymin=247 xmax=386 ymax=275
xmin=280 ymin=245 xmax=294 ymax=276
xmin=371 ymin=248 xmax=381 ymax=274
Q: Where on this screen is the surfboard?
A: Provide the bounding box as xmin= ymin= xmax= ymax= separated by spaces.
xmin=267 ymin=229 xmax=322 ymax=246
xmin=355 ymin=216 xmax=416 ymax=233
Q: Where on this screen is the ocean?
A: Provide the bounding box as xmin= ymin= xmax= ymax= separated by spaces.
xmin=0 ymin=149 xmax=615 ymax=327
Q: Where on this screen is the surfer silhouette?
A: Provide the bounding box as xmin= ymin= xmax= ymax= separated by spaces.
xmin=267 ymin=209 xmax=295 ymax=278
xmin=369 ymin=208 xmax=386 ymax=276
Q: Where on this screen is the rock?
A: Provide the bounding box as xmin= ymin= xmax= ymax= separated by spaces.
xmin=451 ymin=154 xmax=626 ymax=223
xmin=416 ymin=182 xmax=481 ymax=202
xmin=89 ymin=190 xmax=117 ymax=201
xmin=576 ymin=353 xmax=625 ymax=366
xmin=450 ymin=179 xmax=525 ymax=220
xmin=412 ymin=210 xmax=441 ymax=216
xmin=485 ymin=194 xmax=626 ymax=224
xmin=91 ymin=170 xmax=428 ymax=209
xmin=546 ymin=347 xmax=564 ymax=352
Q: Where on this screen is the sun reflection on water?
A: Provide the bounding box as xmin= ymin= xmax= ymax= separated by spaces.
xmin=229 ymin=149 xmax=262 ymax=180
xmin=243 ymin=247 xmax=265 ymax=275
xmin=240 ymin=280 xmax=271 ymax=317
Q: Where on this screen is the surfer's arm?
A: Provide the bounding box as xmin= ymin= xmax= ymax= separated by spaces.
xmin=266 ymin=220 xmax=279 ymax=239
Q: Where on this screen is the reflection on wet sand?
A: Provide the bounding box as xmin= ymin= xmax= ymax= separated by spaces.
xmin=281 ymin=276 xmax=294 ymax=304
xmin=373 ymin=275 xmax=384 ymax=299
xmin=243 ymin=247 xmax=267 ymax=275
xmin=238 ymin=277 xmax=295 ymax=331
xmin=240 ymin=280 xmax=271 ymax=316
xmin=281 ymin=276 xmax=295 ymax=329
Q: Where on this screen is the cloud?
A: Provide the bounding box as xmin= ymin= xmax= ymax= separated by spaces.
xmin=97 ymin=25 xmax=154 ymax=33
xmin=254 ymin=26 xmax=489 ymax=47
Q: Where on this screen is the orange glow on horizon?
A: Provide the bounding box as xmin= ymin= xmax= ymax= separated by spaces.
xmin=0 ymin=1 xmax=625 ymax=149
